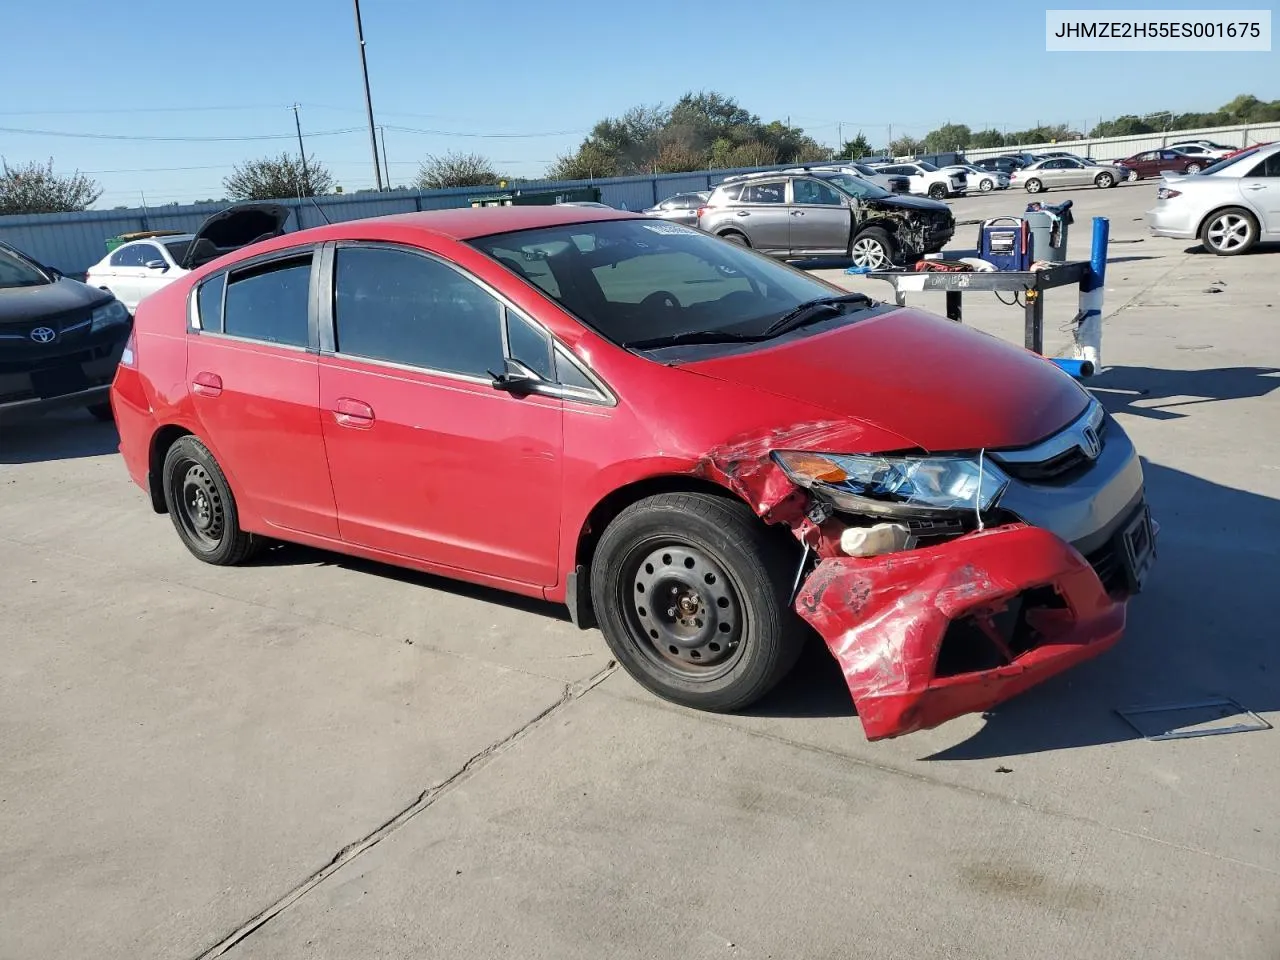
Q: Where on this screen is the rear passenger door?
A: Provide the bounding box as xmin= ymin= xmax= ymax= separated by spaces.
xmin=105 ymin=243 xmax=151 ymax=311
xmin=736 ymin=180 xmax=790 ymax=254
xmin=788 ymin=178 xmax=851 ymax=256
xmin=187 ymin=247 xmax=338 ymax=538
xmin=316 ymin=242 xmax=569 ymax=587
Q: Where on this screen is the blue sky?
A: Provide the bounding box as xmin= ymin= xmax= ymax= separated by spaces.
xmin=1 ymin=0 xmax=1275 ymax=207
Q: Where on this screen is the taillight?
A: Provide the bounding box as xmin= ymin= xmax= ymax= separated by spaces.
xmin=1157 ymin=187 xmax=1181 ymax=200
xmin=696 ymin=206 xmax=708 ymax=220
xmin=119 ymin=329 xmax=137 ymax=367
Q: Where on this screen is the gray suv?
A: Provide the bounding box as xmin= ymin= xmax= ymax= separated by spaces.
xmin=696 ymin=171 xmax=955 ymax=268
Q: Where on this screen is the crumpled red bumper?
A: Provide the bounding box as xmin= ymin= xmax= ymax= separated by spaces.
xmin=794 ymin=523 xmax=1126 ymax=741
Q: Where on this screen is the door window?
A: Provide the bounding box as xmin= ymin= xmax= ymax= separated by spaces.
xmin=110 ymin=244 xmax=149 ymax=268
xmin=792 ymin=179 xmax=843 ymax=205
xmin=333 ymin=246 xmax=504 ymax=378
xmin=142 ymin=244 xmax=169 ymax=267
xmin=741 ymin=181 xmax=785 ymax=204
xmin=222 ymin=254 xmax=312 ymax=347
xmin=1246 ymin=153 xmax=1280 ymax=177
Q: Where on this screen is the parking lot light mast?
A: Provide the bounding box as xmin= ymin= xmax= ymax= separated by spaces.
xmin=353 ymin=0 xmax=384 ymax=191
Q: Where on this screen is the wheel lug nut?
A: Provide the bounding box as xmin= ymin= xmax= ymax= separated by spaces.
xmin=667 ymin=607 xmax=676 ymax=617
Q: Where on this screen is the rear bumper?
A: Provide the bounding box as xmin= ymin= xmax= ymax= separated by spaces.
xmin=795 ymin=523 xmax=1133 ymax=741
xmin=0 ymin=384 xmax=110 ymax=425
xmin=1145 ymin=204 xmax=1198 ymax=239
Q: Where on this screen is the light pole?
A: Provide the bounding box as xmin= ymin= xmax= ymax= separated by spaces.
xmin=353 ymin=0 xmax=384 ymax=191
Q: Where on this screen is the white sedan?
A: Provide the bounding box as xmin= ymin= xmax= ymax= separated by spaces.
xmin=1145 ymin=142 xmax=1280 ymax=255
xmin=86 ymin=203 xmax=289 ymax=312
xmin=945 ymin=164 xmax=1008 ymax=193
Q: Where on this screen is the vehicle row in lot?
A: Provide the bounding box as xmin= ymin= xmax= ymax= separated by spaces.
xmin=694 ymin=168 xmax=954 ymax=268
xmin=1146 ymin=141 xmax=1280 ymax=255
xmin=1010 ymin=156 xmax=1128 ymax=193
xmin=109 ymin=204 xmax=1155 ymax=741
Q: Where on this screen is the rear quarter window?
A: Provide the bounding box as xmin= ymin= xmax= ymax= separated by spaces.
xmin=196 ymin=273 xmax=226 ymax=332
xmin=711 ymin=183 xmax=743 ymax=202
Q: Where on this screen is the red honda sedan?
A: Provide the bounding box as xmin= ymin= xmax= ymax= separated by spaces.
xmin=110 ymin=207 xmax=1155 ymax=740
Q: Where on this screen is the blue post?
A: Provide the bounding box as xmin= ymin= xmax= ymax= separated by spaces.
xmin=1073 ymin=216 xmax=1109 ymax=372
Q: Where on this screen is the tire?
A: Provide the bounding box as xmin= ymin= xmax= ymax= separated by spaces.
xmin=718 ymin=230 xmax=750 ymax=247
xmin=979 ymin=178 xmax=994 ymax=193
xmin=927 ymin=183 xmax=947 ymax=200
xmin=1024 ymin=178 xmax=1043 ymax=194
xmin=87 ymin=402 xmax=114 ymax=422
xmin=1127 ymin=169 xmax=1140 ymax=182
xmin=1094 ymin=172 xmax=1115 ymax=188
xmin=850 ymin=227 xmax=895 ymax=270
xmin=162 ymin=435 xmax=262 ymax=565
xmin=1186 ymin=163 xmax=1202 ymax=174
xmin=589 ymin=492 xmax=805 ymax=712
xmin=1200 ymin=207 xmax=1258 ymax=256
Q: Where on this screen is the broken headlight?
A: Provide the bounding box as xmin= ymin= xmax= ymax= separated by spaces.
xmin=773 ymin=451 xmax=1009 ymax=519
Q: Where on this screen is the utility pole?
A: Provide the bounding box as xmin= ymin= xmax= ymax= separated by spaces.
xmin=379 ymin=125 xmax=391 ymax=189
xmin=353 ymin=0 xmax=384 ymax=191
xmin=837 ymin=121 xmax=842 ymax=154
xmin=291 ymin=103 xmax=310 ymax=192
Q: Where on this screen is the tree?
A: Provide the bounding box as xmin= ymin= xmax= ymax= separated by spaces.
xmin=839 ymin=132 xmax=874 ymax=159
xmin=414 ymin=151 xmax=504 ymax=190
xmin=922 ymin=123 xmax=971 ymax=152
xmin=969 ymin=129 xmax=1006 ymax=149
xmin=886 ymin=135 xmax=922 ymax=158
xmin=0 ymin=158 xmax=101 ymax=214
xmin=223 ymin=152 xmax=333 ymax=200
xmin=548 ymin=142 xmax=621 ymax=180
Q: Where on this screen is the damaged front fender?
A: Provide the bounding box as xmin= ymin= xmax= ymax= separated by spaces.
xmin=794 ymin=524 xmax=1125 ymax=740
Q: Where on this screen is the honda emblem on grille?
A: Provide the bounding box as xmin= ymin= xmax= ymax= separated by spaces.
xmin=1080 ymin=425 xmax=1101 ymax=460
xmin=29 ymin=326 xmax=57 ymax=344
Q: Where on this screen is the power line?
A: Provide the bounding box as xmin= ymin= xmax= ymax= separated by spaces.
xmin=383 ymin=123 xmax=584 ymax=139
xmin=0 ymin=124 xmax=364 ymax=142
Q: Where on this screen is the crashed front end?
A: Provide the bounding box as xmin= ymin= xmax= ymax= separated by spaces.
xmin=702 ymin=399 xmax=1156 ymax=741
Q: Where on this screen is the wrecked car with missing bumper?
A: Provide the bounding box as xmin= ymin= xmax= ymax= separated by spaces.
xmin=111 ymin=208 xmax=1153 ymax=741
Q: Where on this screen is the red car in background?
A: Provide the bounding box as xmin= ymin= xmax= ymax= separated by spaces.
xmin=110 ymin=207 xmax=1155 ymax=741
xmin=1115 ymin=148 xmax=1208 ymax=181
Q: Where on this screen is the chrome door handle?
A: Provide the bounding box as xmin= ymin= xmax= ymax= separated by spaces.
xmin=1244 ymin=184 xmax=1267 ymax=190
xmin=790 ymin=210 xmax=805 ymax=216
xmin=735 ymin=210 xmax=750 ymax=216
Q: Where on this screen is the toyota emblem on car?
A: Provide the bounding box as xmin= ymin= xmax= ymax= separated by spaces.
xmin=29 ymin=326 xmax=57 ymax=344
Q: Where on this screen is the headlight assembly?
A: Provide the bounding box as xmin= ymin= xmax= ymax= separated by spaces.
xmin=773 ymin=450 xmax=1009 ymax=519
xmin=90 ymin=299 xmax=130 ymax=332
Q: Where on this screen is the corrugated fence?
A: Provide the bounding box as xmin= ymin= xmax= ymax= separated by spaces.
xmin=3 ymin=122 xmax=1276 ymax=276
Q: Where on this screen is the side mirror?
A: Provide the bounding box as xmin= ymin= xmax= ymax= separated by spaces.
xmin=144 ymin=260 xmax=169 ymax=272
xmin=488 ymin=358 xmax=540 ymax=395
xmin=47 ymin=266 xmax=63 ymax=279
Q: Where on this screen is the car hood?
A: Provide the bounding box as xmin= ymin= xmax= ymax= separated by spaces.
xmin=861 ymin=193 xmax=951 ymax=216
xmin=180 ymin=202 xmax=291 ymax=269
xmin=680 ymin=307 xmax=1089 ymax=452
xmin=0 ymin=276 xmax=113 ymax=325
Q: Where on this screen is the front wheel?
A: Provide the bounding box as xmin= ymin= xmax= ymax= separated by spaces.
xmin=1186 ymin=162 xmax=1202 ymax=174
xmin=850 ymin=227 xmax=894 ymax=269
xmin=1127 ymin=169 xmax=1140 ymax=182
xmin=589 ymin=492 xmax=805 ymax=712
xmin=979 ymin=178 xmax=994 ymax=193
xmin=1201 ymin=207 xmax=1258 ymax=256
xmin=162 ymin=435 xmax=262 ymax=565
xmin=1024 ymin=178 xmax=1043 ymax=194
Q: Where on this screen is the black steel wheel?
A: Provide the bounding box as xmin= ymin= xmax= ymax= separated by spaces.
xmin=590 ymin=492 xmax=805 ymax=712
xmin=162 ymin=435 xmax=261 ymax=565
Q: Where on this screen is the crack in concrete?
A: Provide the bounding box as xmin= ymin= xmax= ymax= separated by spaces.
xmin=189 ymin=661 xmax=618 ymax=960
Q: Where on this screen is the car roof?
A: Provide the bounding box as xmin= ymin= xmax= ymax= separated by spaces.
xmin=123 ymin=233 xmax=196 ymax=245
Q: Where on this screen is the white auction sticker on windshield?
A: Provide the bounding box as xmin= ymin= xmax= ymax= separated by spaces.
xmin=640 ymin=222 xmax=699 ymax=235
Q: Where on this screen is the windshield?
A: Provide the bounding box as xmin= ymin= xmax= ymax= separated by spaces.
xmin=0 ymin=248 xmax=51 ymax=288
xmin=470 ymin=219 xmax=851 ymax=348
xmin=822 ymin=173 xmax=891 ymax=200
xmin=1200 ymin=148 xmax=1259 ymax=175
xmin=917 ymin=161 xmax=939 ymax=172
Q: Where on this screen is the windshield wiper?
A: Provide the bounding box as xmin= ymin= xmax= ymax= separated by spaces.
xmin=760 ymin=292 xmax=871 ymax=338
xmin=624 ymin=329 xmax=766 ymax=350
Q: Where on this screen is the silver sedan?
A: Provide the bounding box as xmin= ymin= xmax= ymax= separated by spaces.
xmin=1009 ymin=157 xmax=1126 ymax=193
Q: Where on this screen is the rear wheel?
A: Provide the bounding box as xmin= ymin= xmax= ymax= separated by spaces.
xmin=1201 ymin=207 xmax=1258 ymax=256
xmin=718 ymin=230 xmax=750 ymax=247
xmin=87 ymin=402 xmax=114 ymax=422
xmin=589 ymin=493 xmax=805 ymax=712
xmin=1024 ymin=177 xmax=1044 ymax=193
xmin=850 ymin=227 xmax=894 ymax=269
xmin=927 ymin=183 xmax=947 ymax=200
xmin=162 ymin=435 xmax=261 ymax=565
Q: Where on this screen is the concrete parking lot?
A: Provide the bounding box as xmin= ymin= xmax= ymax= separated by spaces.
xmin=2 ymin=181 xmax=1278 ymax=960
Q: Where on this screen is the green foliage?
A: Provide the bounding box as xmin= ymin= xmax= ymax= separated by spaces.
xmin=413 ymin=151 xmax=505 ymax=190
xmin=922 ymin=123 xmax=971 ymax=152
xmin=549 ymin=90 xmax=829 ymax=177
xmin=1087 ymin=95 xmax=1280 ymax=138
xmin=0 ymin=158 xmax=101 ymax=214
xmin=969 ymin=129 xmax=1006 ymax=149
xmin=887 ymin=135 xmax=923 ymax=158
xmin=839 ymin=132 xmax=874 ymax=158
xmin=223 ymin=153 xmax=333 ymax=201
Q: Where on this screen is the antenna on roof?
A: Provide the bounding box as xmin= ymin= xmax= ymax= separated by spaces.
xmin=308 ymin=195 xmax=332 ymax=226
